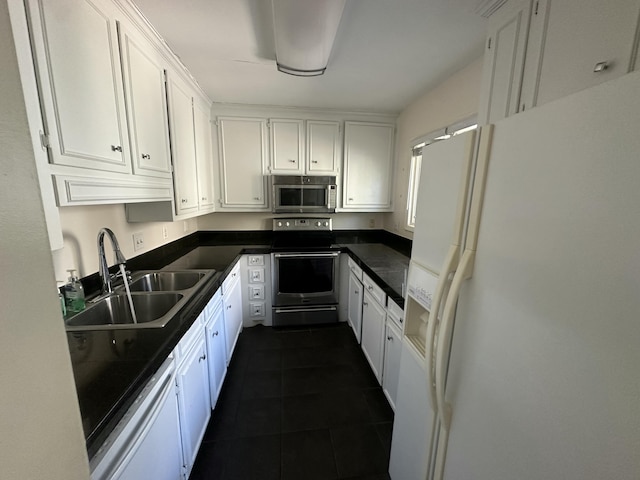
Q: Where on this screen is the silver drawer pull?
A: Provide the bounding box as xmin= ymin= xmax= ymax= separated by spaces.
xmin=111 ymin=145 xmax=122 ymax=152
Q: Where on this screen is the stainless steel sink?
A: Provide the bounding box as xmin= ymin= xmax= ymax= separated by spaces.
xmin=64 ymin=269 xmax=217 ymax=331
xmin=128 ymin=271 xmax=206 ymax=292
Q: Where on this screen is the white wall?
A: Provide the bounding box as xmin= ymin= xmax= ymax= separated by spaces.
xmin=385 ymin=58 xmax=484 ymax=239
xmin=52 ymin=205 xmax=198 ymax=281
xmin=0 ymin=0 xmax=90 ymax=477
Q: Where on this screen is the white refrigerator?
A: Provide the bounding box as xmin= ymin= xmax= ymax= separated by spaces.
xmin=390 ymin=71 xmax=640 ymax=479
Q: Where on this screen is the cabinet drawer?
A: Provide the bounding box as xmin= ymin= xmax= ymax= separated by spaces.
xmin=362 ymin=273 xmax=386 ymax=307
xmin=348 ymin=257 xmax=363 ymax=280
xmin=386 ymin=298 xmax=404 ymax=330
xmin=204 ymin=288 xmax=222 ymax=323
xmin=222 ymin=262 xmax=241 ymax=294
xmin=176 ymin=313 xmax=206 ymax=363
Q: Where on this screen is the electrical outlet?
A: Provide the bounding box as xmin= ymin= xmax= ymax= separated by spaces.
xmin=133 ymin=232 xmax=144 ymax=251
xmin=369 ymin=218 xmax=375 ymax=228
xmin=162 ymin=225 xmax=168 ymax=240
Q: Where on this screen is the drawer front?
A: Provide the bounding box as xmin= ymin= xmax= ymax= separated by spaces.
xmin=222 ymin=262 xmax=241 ymax=294
xmin=176 ymin=312 xmax=206 ymax=363
xmin=348 ymin=257 xmax=363 ymax=280
xmin=362 ymin=272 xmax=386 ymax=307
xmin=386 ymin=298 xmax=404 ymax=330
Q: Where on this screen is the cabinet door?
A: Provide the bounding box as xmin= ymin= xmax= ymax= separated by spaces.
xmin=176 ymin=334 xmax=211 ymax=477
xmin=307 ymin=121 xmax=340 ymax=174
xmin=343 ymin=122 xmax=395 ymax=211
xmin=361 ymin=290 xmax=386 ymax=384
xmin=206 ymin=302 xmax=227 ymax=408
xmin=270 ymin=119 xmax=304 ymax=174
xmin=223 ymin=277 xmax=243 ymax=359
xmin=477 ymin=0 xmax=532 ymax=124
xmin=535 ymin=0 xmax=640 ymax=106
xmin=119 ymin=24 xmax=172 ymax=179
xmin=217 ymin=117 xmax=269 ymax=209
xmin=167 ymin=75 xmax=198 ymax=214
xmin=382 ymin=321 xmax=402 ymax=410
xmin=347 ymin=272 xmax=364 ymax=343
xmin=28 ymin=0 xmax=130 ymax=172
xmin=194 ymin=99 xmax=215 ymax=209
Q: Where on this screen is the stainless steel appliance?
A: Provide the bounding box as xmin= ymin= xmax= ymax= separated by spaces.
xmin=271 ymin=217 xmax=339 ymax=326
xmin=272 ymin=175 xmax=337 ymax=213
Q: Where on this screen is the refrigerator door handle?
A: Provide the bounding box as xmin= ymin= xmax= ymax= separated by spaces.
xmin=435 ymin=248 xmax=475 ymax=431
xmin=425 ymin=244 xmax=460 ymax=411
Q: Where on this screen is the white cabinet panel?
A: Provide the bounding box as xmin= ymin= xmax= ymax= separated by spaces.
xmin=194 ymin=99 xmax=215 ymax=209
xmin=382 ymin=320 xmax=402 ymax=410
xmin=167 ymin=74 xmax=198 ymax=215
xmin=535 ymin=0 xmax=640 ymax=106
xmin=223 ymin=271 xmax=243 ymax=359
xmin=270 ymin=119 xmax=304 ymax=174
xmin=361 ymin=289 xmax=386 ymax=383
xmin=342 ymin=122 xmax=395 ymax=211
xmin=217 ymin=117 xmax=269 ymax=210
xmin=119 ymin=23 xmax=172 ymax=179
xmin=176 ymin=329 xmax=210 ymax=478
xmin=307 ymin=120 xmax=340 ymax=174
xmin=347 ymin=272 xmax=364 ymax=343
xmin=28 ymin=0 xmax=130 ymax=172
xmin=478 ymin=0 xmax=532 ymax=124
xmin=205 ymin=295 xmax=227 ymax=409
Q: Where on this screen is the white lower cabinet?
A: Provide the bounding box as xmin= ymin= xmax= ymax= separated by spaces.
xmin=205 ymin=290 xmax=227 ymax=409
xmin=382 ymin=320 xmax=402 ymax=411
xmin=223 ymin=262 xmax=243 ymax=360
xmin=361 ymin=289 xmax=387 ymax=384
xmin=347 ymin=272 xmax=364 ymax=343
xmin=175 ymin=320 xmax=211 ymax=478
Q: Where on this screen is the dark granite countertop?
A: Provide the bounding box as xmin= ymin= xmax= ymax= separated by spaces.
xmin=68 ymin=233 xmax=411 ymax=459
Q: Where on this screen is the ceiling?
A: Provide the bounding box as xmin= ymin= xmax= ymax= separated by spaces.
xmin=132 ymin=0 xmax=489 ymax=114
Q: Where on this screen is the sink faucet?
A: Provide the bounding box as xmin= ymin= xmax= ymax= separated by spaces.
xmin=97 ymin=228 xmax=127 ymax=294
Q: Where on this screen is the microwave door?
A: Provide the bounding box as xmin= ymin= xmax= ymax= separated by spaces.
xmin=302 ymin=186 xmax=328 ymax=210
xmin=278 ymin=186 xmax=303 ymax=211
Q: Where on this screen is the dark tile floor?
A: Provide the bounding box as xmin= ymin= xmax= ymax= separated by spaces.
xmin=189 ymin=323 xmax=394 ymax=480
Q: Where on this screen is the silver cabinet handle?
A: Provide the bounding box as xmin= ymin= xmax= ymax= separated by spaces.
xmin=311 ymin=160 xmax=318 ymax=163
xmin=288 ymin=159 xmax=296 ymax=163
xmin=387 ymin=335 xmax=393 ymax=341
xmin=111 ymin=145 xmax=122 ymax=152
xmin=141 ymin=153 xmax=151 ymax=159
xmin=253 ymin=197 xmax=260 ymax=201
xmin=201 ymin=197 xmax=207 ymax=201
xmin=363 ymin=301 xmax=368 ymax=306
xmin=354 ymin=289 xmax=359 ymax=294
xmin=199 ymin=353 xmax=206 ymax=362
xmin=594 ymin=61 xmax=609 ymax=72
xmin=226 ymin=305 xmax=231 ymax=309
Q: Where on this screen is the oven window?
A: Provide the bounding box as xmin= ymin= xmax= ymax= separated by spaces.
xmin=279 ymin=187 xmax=302 ymax=207
xmin=278 ymin=257 xmax=334 ymax=294
xmin=302 ymin=188 xmax=326 ymax=207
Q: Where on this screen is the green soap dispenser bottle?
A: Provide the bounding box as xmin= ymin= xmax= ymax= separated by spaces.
xmin=64 ymin=269 xmax=86 ymax=313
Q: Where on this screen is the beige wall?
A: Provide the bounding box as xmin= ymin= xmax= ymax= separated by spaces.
xmin=0 ymin=0 xmax=90 ymax=477
xmin=385 ymin=57 xmax=484 ymax=239
xmin=53 ymin=205 xmax=198 ymax=281
xmin=198 ymin=211 xmax=386 ymax=231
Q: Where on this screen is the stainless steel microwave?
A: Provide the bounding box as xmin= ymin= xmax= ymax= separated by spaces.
xmin=272 ymin=175 xmax=337 ymax=213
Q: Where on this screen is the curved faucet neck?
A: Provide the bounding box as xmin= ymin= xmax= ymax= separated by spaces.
xmin=97 ymin=228 xmax=127 ymax=294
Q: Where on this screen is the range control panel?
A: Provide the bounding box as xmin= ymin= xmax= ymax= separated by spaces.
xmin=273 ymin=217 xmax=332 ymax=231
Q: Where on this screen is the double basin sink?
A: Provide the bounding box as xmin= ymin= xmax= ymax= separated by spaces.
xmin=65 ymin=270 xmax=217 ymax=331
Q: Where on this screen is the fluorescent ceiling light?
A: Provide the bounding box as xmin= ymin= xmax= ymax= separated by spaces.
xmin=271 ymin=0 xmax=347 ymax=77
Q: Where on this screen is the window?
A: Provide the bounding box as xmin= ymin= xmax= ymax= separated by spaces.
xmin=405 ymin=117 xmax=477 ymax=230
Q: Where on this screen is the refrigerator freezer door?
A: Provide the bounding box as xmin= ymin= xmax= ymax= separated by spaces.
xmin=412 ymin=130 xmax=476 ymax=273
xmin=443 ymin=72 xmax=640 ymax=479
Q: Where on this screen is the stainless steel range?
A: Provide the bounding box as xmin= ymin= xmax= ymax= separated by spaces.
xmin=271 ymin=217 xmax=339 ymax=326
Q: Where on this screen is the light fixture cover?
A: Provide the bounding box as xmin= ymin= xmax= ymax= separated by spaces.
xmin=272 ymin=0 xmax=347 ymax=76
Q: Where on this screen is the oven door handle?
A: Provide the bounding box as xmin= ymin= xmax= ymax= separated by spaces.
xmin=274 ymin=306 xmax=338 ymax=314
xmin=274 ymin=252 xmax=340 ymax=259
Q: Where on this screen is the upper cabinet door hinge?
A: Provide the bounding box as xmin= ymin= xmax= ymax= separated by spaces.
xmin=534 ymin=1 xmax=539 ymax=15
xmin=39 ymin=131 xmax=50 ymax=150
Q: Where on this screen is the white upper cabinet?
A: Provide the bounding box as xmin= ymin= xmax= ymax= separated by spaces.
xmin=478 ymin=0 xmax=532 ymax=125
xmin=534 ymin=0 xmax=640 ymax=106
xmin=342 ymin=122 xmax=395 ymax=211
xmin=119 ymin=22 xmax=172 ymax=179
xmin=269 ymin=119 xmax=305 ymax=174
xmin=307 ymin=120 xmax=341 ymax=174
xmin=167 ymin=74 xmax=199 ymax=215
xmin=217 ymin=117 xmax=269 ymax=210
xmin=28 ymin=0 xmax=131 ymax=173
xmin=194 ymin=99 xmax=215 ymax=209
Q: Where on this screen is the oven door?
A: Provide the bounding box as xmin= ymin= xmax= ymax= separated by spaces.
xmin=272 ymin=252 xmax=339 ymax=306
xmin=273 ymin=184 xmax=335 ymax=213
